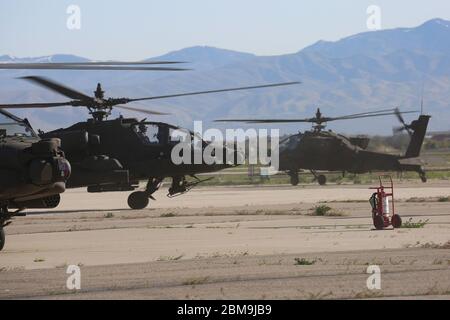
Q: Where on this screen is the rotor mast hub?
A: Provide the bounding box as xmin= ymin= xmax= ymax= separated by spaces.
xmin=312 ymin=108 xmax=326 ymax=132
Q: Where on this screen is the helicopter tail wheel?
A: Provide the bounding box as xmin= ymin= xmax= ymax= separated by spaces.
xmin=420 ymin=173 xmax=427 ymax=183
xmin=0 ymin=228 xmax=5 ymax=251
xmin=373 ymin=215 xmax=385 ymax=230
xmin=392 ymin=214 xmax=402 ymax=228
xmin=289 ymin=173 xmax=299 ymax=186
xmin=317 ymin=175 xmax=327 ymax=186
xmin=127 ymin=191 xmax=149 ymax=210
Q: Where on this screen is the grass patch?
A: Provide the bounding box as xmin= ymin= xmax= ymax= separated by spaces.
xmin=182 ymin=277 xmax=209 ymax=286
xmin=405 ymin=197 xmax=427 ymax=203
xmin=160 ymin=212 xmax=176 ymax=218
xmin=401 ymin=218 xmax=429 ymax=229
xmin=306 ymin=291 xmax=333 ymax=300
xmin=183 ymin=163 xmax=450 ymax=187
xmin=308 ymin=205 xmax=345 ymax=217
xmin=406 ymin=196 xmax=450 ymax=203
xmin=311 ymin=205 xmax=332 ymax=216
xmin=104 ymin=212 xmax=114 ymax=219
xmin=419 ymin=241 xmax=450 ymax=249
xmin=294 ymin=258 xmax=316 ymax=266
xmin=194 ymin=251 xmax=249 ymax=259
xmin=263 ymin=210 xmax=288 ymax=216
xmin=353 ymin=290 xmax=383 ymax=299
xmin=157 ymin=254 xmax=184 ymax=261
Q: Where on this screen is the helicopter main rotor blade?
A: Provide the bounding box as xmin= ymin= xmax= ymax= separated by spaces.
xmin=215 ymin=118 xmax=313 ymax=123
xmin=215 ymin=110 xmax=418 ymax=124
xmin=327 ymin=110 xmax=418 ymax=122
xmin=3 ymin=64 xmax=189 ymax=71
xmin=20 ymin=76 xmax=93 ymax=101
xmin=0 ymin=61 xmax=185 ymax=66
xmin=115 ymin=105 xmax=170 ymax=116
xmin=0 ymin=102 xmax=75 ymax=109
xmin=127 ymin=82 xmax=300 ymax=102
xmin=322 ymin=108 xmax=398 ymax=120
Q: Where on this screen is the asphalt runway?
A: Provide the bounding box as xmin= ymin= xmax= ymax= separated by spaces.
xmin=1 ymin=181 xmax=449 ymax=299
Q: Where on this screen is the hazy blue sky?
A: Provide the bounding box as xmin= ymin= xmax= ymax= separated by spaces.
xmin=1 ymin=0 xmax=450 ymax=60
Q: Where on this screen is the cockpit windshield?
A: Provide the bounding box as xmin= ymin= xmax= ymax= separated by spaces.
xmin=134 ymin=123 xmax=164 ymax=144
xmin=280 ymin=133 xmax=303 ymax=150
xmin=133 ymin=122 xmax=199 ymax=146
xmin=0 ymin=110 xmax=36 ymax=138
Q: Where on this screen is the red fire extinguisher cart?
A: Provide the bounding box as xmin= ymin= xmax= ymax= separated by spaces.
xmin=369 ymin=175 xmax=402 ymax=230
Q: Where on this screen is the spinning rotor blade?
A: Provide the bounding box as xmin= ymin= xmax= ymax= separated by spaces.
xmin=127 ymin=82 xmax=300 ymax=102
xmin=394 ymin=108 xmax=413 ymax=136
xmin=0 ymin=61 xmax=188 ymax=71
xmin=326 ymin=110 xmax=417 ymax=122
xmin=21 ymin=76 xmax=93 ymax=101
xmin=1 ymin=61 xmax=185 ymax=66
xmin=11 ymin=77 xmax=299 ymax=117
xmin=215 ymin=118 xmax=313 ymax=123
xmin=215 ymin=109 xmax=418 ymax=124
xmin=323 ymin=108 xmax=398 ymax=120
xmin=115 ymin=105 xmax=170 ymax=116
xmin=0 ymin=102 xmax=74 ymax=109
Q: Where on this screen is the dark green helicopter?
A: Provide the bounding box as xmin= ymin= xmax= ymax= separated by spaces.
xmin=0 ymin=109 xmax=71 ymax=251
xmin=1 ymin=74 xmax=298 ymax=209
xmin=216 ymin=108 xmax=430 ymax=186
xmin=0 ymin=60 xmax=190 ymax=249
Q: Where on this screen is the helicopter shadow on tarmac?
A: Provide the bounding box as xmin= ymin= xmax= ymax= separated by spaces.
xmin=24 ymin=208 xmax=129 ymax=216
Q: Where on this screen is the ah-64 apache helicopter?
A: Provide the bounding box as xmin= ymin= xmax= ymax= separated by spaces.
xmin=216 ymin=108 xmax=430 ymax=186
xmin=0 ymin=109 xmax=71 ymax=251
xmin=0 ymin=60 xmax=194 ymax=250
xmin=1 ymin=73 xmax=298 ymax=210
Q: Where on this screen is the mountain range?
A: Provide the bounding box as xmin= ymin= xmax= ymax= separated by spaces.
xmin=1 ymin=18 xmax=449 ymax=134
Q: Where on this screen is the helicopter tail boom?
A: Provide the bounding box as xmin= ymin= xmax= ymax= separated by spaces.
xmin=402 ymin=115 xmax=431 ymax=159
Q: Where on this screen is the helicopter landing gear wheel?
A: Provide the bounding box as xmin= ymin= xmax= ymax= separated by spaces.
xmin=289 ymin=172 xmax=299 ymax=186
xmin=373 ymin=215 xmax=385 ymax=230
xmin=317 ymin=175 xmax=327 ymax=186
xmin=127 ymin=191 xmax=149 ymax=210
xmin=0 ymin=228 xmax=5 ymax=251
xmin=392 ymin=214 xmax=402 ymax=228
xmin=418 ymin=168 xmax=427 ymax=183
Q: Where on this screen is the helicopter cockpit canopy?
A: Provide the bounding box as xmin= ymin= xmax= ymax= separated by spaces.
xmin=280 ymin=132 xmax=303 ymax=150
xmin=0 ymin=109 xmax=37 ymax=138
xmin=132 ymin=122 xmax=205 ymax=148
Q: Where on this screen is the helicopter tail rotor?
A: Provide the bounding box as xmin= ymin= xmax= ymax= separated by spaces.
xmin=394 ymin=108 xmax=413 ymax=136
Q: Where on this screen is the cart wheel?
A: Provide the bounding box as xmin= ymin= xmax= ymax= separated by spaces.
xmin=392 ymin=214 xmax=402 ymax=228
xmin=373 ymin=215 xmax=385 ymax=230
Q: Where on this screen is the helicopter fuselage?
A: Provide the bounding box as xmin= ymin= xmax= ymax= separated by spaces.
xmin=279 ymin=130 xmax=421 ymax=174
xmin=42 ymin=116 xmax=234 ymax=189
xmin=0 ymin=110 xmax=70 ymax=206
xmin=0 ymin=109 xmax=71 ymax=251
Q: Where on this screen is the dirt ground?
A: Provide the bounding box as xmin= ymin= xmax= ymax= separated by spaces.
xmin=0 ymin=181 xmax=449 ymax=299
